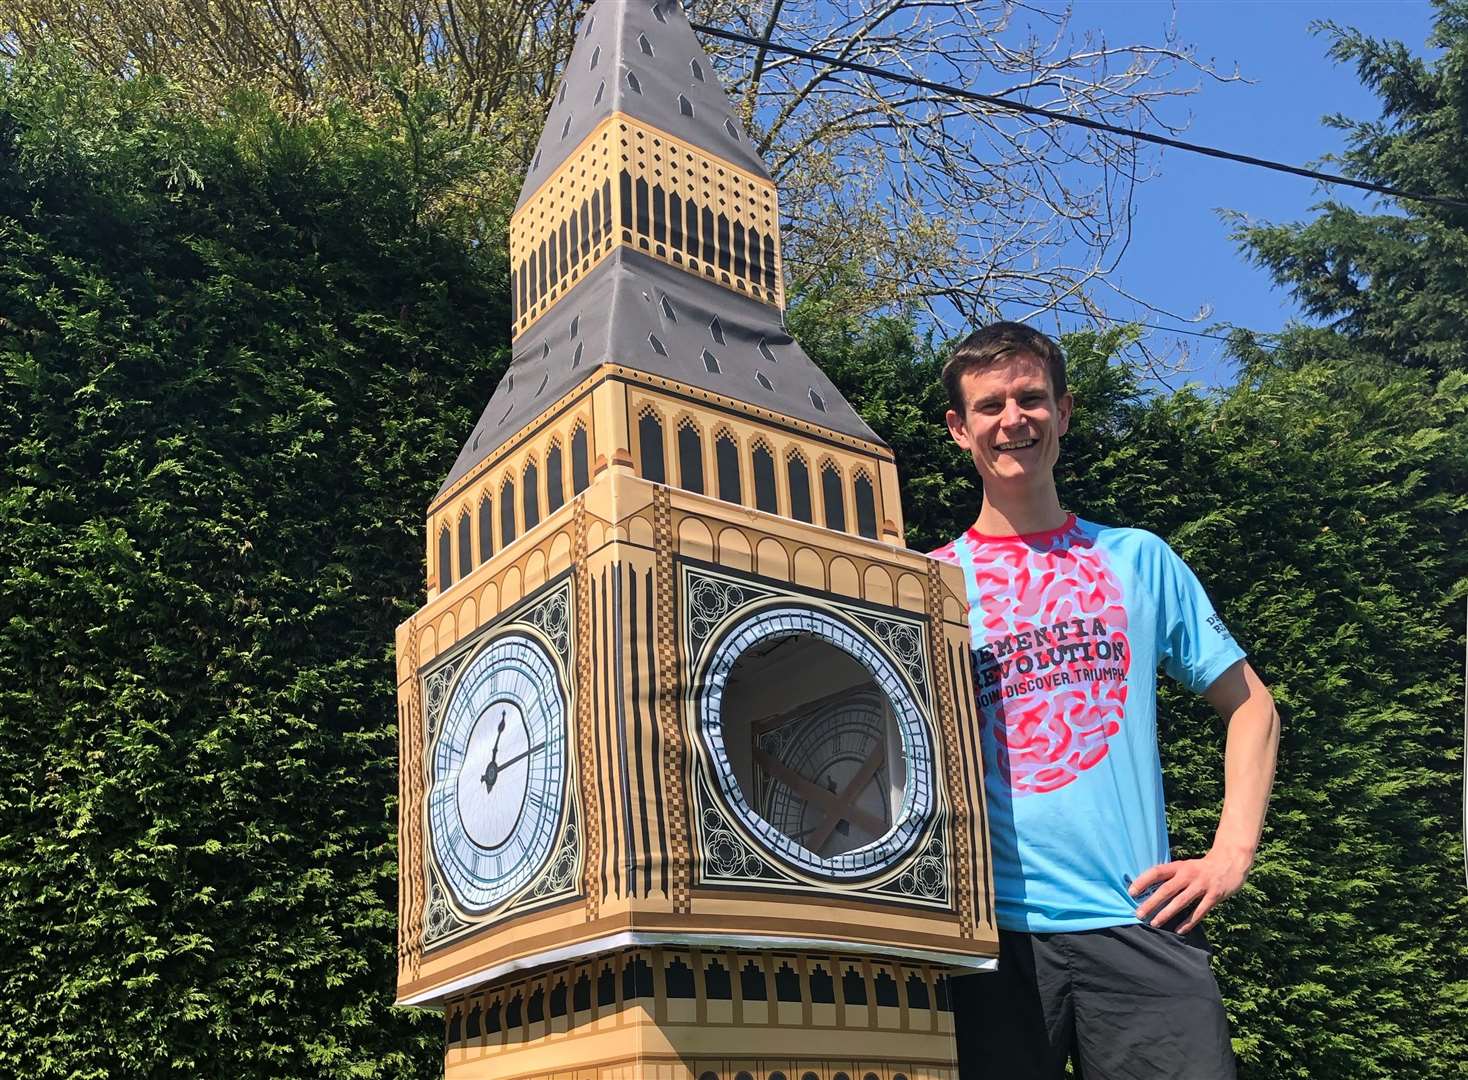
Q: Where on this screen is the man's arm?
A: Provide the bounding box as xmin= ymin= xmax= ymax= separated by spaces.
xmin=1129 ymin=659 xmax=1280 ymax=933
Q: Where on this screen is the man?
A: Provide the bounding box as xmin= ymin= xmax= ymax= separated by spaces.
xmin=931 ymin=322 xmax=1280 ymax=1079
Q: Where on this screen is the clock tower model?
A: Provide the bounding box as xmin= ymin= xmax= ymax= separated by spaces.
xmin=393 ymin=3 xmax=1000 ymax=1077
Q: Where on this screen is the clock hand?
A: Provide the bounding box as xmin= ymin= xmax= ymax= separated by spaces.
xmin=480 ymin=710 xmax=511 ymax=792
xmin=492 ymin=741 xmax=546 ymax=775
xmin=489 ymin=710 xmax=509 ymax=762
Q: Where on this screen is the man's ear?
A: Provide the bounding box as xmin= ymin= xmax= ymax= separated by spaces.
xmin=1056 ymin=393 xmax=1074 ymax=438
xmin=945 ymin=408 xmax=970 ymax=449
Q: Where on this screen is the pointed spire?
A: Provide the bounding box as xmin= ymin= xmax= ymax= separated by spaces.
xmin=517 ymin=0 xmax=770 ymax=211
xmin=437 ymin=0 xmax=883 ymax=498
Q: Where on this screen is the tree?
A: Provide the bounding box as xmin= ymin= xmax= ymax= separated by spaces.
xmin=0 ymin=50 xmax=510 ymax=1078
xmin=1235 ymin=0 xmax=1468 ymax=378
xmin=1 ymin=0 xmax=1234 ymax=325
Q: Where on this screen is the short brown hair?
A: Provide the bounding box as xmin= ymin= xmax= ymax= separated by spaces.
xmin=941 ymin=321 xmax=1066 ymax=414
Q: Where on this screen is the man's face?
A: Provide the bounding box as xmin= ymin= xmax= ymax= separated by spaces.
xmin=945 ymin=352 xmax=1073 ymax=492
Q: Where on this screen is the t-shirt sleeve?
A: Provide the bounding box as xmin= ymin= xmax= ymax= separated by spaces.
xmin=1154 ymin=539 xmax=1246 ymax=693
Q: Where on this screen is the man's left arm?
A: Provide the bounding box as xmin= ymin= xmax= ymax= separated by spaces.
xmin=1130 ymin=659 xmax=1280 ymax=933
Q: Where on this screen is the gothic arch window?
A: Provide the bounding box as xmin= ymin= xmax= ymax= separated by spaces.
xmin=571 ymin=422 xmax=590 ymax=494
xmin=787 ymin=450 xmax=812 ymax=523
xmin=457 ymin=509 xmax=472 ymax=579
xmin=523 ymin=458 xmax=540 ymax=531
xmin=751 ymin=440 xmax=777 ymax=514
xmin=478 ymin=494 xmax=493 ymax=561
xmin=500 ymin=478 xmax=517 ymax=548
xmin=820 ymin=460 xmax=846 ymax=533
xmin=677 ymin=418 xmax=704 ymax=494
xmin=854 ymin=469 xmax=878 ymax=539
xmin=638 ymin=408 xmax=666 ymax=484
xmin=714 ymin=428 xmax=741 ymax=504
xmin=546 ymin=441 xmax=565 ymax=513
xmin=437 ymin=524 xmax=453 ymax=590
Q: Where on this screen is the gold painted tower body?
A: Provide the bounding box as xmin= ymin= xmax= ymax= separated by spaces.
xmin=394 ymin=3 xmax=999 ymax=1076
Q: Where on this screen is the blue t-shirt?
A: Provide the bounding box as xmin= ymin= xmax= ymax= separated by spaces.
xmin=931 ymin=515 xmax=1245 ymax=933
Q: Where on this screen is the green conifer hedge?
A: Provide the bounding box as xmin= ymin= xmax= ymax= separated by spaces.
xmin=0 ymin=54 xmax=510 ymax=1078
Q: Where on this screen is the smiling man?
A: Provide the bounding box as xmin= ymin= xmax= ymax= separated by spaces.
xmin=930 ymin=322 xmax=1280 ymax=1079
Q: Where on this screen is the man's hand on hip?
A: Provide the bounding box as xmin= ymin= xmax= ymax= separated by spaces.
xmin=1129 ymin=845 xmax=1253 ymax=934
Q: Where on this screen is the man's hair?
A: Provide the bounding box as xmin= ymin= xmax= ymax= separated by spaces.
xmin=941 ymin=321 xmax=1067 ymax=415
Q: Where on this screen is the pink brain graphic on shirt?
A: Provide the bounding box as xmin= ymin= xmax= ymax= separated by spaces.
xmin=949 ymin=529 xmax=1131 ymax=796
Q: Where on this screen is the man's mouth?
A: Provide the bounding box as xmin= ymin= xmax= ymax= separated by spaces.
xmin=995 ymin=438 xmax=1037 ymax=452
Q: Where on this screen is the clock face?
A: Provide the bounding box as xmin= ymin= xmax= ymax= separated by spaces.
xmin=697 ymin=605 xmax=935 ymax=881
xmin=427 ymin=632 xmax=568 ymax=915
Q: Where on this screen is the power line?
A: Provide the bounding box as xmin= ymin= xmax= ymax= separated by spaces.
xmin=1047 ymin=305 xmax=1279 ymax=349
xmin=691 ymin=22 xmax=1468 ymax=212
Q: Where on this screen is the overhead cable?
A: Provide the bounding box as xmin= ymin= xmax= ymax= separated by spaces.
xmin=1047 ymin=305 xmax=1279 ymax=350
xmin=691 ymin=22 xmax=1468 ymax=212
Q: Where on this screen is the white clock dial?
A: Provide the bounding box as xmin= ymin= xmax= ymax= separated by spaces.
xmin=427 ymin=632 xmax=567 ymax=914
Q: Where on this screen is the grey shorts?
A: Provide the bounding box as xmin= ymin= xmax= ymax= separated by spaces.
xmin=950 ymin=923 xmax=1236 ymax=1080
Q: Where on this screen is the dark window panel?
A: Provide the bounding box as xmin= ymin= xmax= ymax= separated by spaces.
xmin=478 ymin=496 xmax=493 ymax=561
xmin=875 ymin=970 xmax=900 ymax=1007
xmin=788 ymin=455 xmax=812 ymax=522
xmin=546 ymin=444 xmax=565 ymax=513
xmin=740 ymin=960 xmax=767 ymax=1001
xmin=652 ymin=183 xmax=666 ymax=243
xmin=717 ymin=213 xmax=731 ymax=270
xmin=822 ymin=465 xmax=846 ymax=532
xmin=753 ymin=444 xmax=777 ymax=513
xmin=775 ymin=963 xmax=801 ymax=1002
xmin=685 ymin=199 xmax=699 ymax=258
xmin=523 ymin=462 xmax=540 ymax=530
xmin=665 ymin=958 xmax=696 ymax=998
xmin=438 ymin=526 xmax=453 ymax=589
xmin=634 ymin=176 xmax=649 ymax=238
xmin=500 ymin=482 xmax=516 ymax=546
xmin=619 ymin=170 xmax=633 ymax=230
xmin=810 ymin=965 xmax=835 ymax=1003
xmin=571 ymin=427 xmax=590 ymax=493
xmin=701 ymin=206 xmax=715 ymax=264
xmin=457 ymin=512 xmax=472 ymax=578
xmin=842 ymin=967 xmax=868 ymax=1005
xmin=638 ymin=412 xmax=665 ymax=483
xmin=715 ymin=433 xmax=741 ymax=504
xmin=669 ymin=192 xmax=684 ymax=251
xmin=763 ymin=233 xmax=777 ymax=292
xmin=733 ymin=220 xmax=747 ymax=278
xmin=749 ymin=228 xmax=763 ymax=287
xmin=855 ymin=472 xmax=878 ymax=538
xmin=677 ymin=423 xmax=703 ymax=493
xmin=704 ymin=959 xmax=731 ymax=999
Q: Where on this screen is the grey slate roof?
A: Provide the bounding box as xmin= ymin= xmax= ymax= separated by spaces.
xmin=516 ymin=0 xmax=770 ymax=211
xmin=437 ymin=248 xmax=883 ymax=497
xmin=439 ymin=0 xmax=882 ymax=500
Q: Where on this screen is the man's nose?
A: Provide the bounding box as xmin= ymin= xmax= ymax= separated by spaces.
xmin=1000 ymin=398 xmax=1025 ymax=426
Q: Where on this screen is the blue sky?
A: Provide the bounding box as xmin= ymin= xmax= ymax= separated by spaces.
xmin=1014 ymin=0 xmax=1439 ymax=386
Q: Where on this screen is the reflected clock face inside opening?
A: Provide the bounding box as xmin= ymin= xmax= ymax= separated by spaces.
xmin=698 ymin=606 xmax=935 ymax=880
xmin=428 ymin=633 xmax=567 ymax=914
